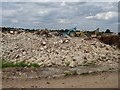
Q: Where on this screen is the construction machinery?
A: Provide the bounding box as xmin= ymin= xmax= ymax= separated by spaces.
xmin=61 ymin=27 xmax=76 ymax=37
xmin=66 ymin=27 xmax=77 ymax=37
xmin=63 ymin=27 xmax=84 ymax=37
xmin=76 ymin=31 xmax=85 ymax=37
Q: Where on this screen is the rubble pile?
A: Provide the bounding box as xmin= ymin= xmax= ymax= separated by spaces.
xmin=0 ymin=31 xmax=119 ymax=68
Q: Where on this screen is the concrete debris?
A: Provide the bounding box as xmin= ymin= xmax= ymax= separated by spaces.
xmin=10 ymin=31 xmax=14 ymax=34
xmin=0 ymin=30 xmax=119 ymax=68
xmin=41 ymin=41 xmax=46 ymax=46
xmin=69 ymin=61 xmax=77 ymax=68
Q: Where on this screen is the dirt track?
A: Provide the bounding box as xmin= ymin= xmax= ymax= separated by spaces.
xmin=2 ymin=71 xmax=118 ymax=88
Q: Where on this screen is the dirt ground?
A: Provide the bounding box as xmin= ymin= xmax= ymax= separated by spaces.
xmin=2 ymin=71 xmax=118 ymax=88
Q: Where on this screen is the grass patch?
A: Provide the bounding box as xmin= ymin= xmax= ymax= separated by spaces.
xmin=80 ymin=71 xmax=96 ymax=75
xmin=118 ymin=68 xmax=120 ymax=72
xmin=0 ymin=60 xmax=2 ymax=68
xmin=83 ymin=61 xmax=96 ymax=66
xmin=64 ymin=70 xmax=78 ymax=76
xmin=28 ymin=63 xmax=39 ymax=68
xmin=1 ymin=60 xmax=40 ymax=68
xmin=65 ymin=61 xmax=70 ymax=66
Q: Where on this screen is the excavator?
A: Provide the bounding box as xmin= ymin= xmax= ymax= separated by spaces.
xmin=64 ymin=27 xmax=84 ymax=37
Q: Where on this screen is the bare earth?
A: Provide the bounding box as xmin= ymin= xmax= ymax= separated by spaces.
xmin=2 ymin=71 xmax=118 ymax=88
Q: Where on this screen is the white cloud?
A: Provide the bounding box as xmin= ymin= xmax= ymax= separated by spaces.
xmin=60 ymin=1 xmax=66 ymax=6
xmin=37 ymin=10 xmax=49 ymax=16
xmin=86 ymin=11 xmax=117 ymax=20
xmin=57 ymin=19 xmax=70 ymax=24
xmin=32 ymin=21 xmax=42 ymax=24
xmin=11 ymin=19 xmax=18 ymax=23
xmin=2 ymin=2 xmax=118 ymax=32
xmin=2 ymin=0 xmax=62 ymax=2
xmin=2 ymin=10 xmax=18 ymax=17
xmin=1 ymin=0 xmax=119 ymax=2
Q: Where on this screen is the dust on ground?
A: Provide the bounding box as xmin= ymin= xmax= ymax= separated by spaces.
xmin=2 ymin=71 xmax=118 ymax=88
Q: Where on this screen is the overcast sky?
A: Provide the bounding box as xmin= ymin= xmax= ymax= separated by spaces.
xmin=1 ymin=2 xmax=119 ymax=32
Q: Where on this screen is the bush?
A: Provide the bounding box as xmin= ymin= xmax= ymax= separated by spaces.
xmin=1 ymin=60 xmax=40 ymax=68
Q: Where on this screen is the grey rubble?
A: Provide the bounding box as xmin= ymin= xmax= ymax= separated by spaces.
xmin=1 ymin=31 xmax=119 ymax=68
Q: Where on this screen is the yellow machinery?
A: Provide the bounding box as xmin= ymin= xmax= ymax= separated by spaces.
xmin=76 ymin=31 xmax=85 ymax=37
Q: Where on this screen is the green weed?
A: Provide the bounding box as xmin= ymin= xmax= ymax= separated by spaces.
xmin=1 ymin=60 xmax=40 ymax=68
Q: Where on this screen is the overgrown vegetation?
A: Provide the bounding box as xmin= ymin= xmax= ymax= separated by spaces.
xmin=83 ymin=61 xmax=96 ymax=66
xmin=1 ymin=60 xmax=40 ymax=68
xmin=0 ymin=60 xmax=2 ymax=68
xmin=64 ymin=70 xmax=78 ymax=76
